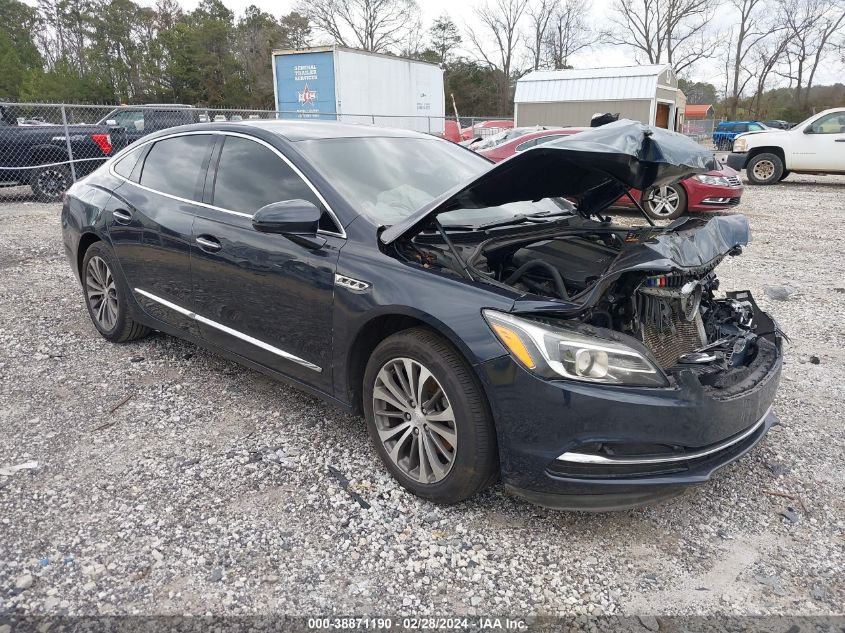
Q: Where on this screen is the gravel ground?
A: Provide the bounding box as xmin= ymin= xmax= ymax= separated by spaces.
xmin=0 ymin=175 xmax=843 ymax=619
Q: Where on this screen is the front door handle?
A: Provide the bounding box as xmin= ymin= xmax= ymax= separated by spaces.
xmin=196 ymin=235 xmax=222 ymax=253
xmin=835 ymin=138 xmax=845 ymax=142
xmin=113 ymin=209 xmax=132 ymax=224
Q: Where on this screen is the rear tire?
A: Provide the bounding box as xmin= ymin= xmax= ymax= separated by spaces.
xmin=363 ymin=328 xmax=497 ymax=504
xmin=746 ymin=153 xmax=784 ymax=185
xmin=30 ymin=165 xmax=71 ymax=202
xmin=81 ymin=242 xmax=150 ymax=343
xmin=779 ymin=170 xmax=790 ymax=181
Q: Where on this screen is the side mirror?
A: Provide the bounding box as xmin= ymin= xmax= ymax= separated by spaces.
xmin=803 ymin=126 xmax=816 ymax=134
xmin=252 ymin=200 xmax=326 ymax=249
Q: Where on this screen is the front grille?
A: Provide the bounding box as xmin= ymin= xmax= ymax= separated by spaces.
xmin=638 ymin=298 xmax=706 ymax=368
xmin=726 ymin=176 xmax=742 ymax=187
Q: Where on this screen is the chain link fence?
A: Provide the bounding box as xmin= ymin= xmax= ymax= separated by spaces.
xmin=0 ymin=102 xmax=513 ymax=206
xmin=682 ymin=118 xmax=718 ymax=149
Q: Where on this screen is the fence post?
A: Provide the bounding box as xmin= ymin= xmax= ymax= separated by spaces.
xmin=60 ymin=104 xmax=77 ymax=183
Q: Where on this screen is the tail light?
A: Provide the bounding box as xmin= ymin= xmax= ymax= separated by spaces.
xmin=91 ymin=133 xmax=113 ymax=154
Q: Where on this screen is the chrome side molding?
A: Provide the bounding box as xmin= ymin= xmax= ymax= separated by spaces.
xmin=556 ymin=407 xmax=772 ymax=465
xmin=133 ymin=288 xmax=322 ymax=373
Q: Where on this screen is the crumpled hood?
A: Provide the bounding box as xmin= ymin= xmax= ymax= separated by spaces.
xmin=381 ymin=119 xmax=719 ymax=245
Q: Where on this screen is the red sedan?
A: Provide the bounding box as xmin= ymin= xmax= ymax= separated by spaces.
xmin=476 ymin=128 xmax=744 ymax=221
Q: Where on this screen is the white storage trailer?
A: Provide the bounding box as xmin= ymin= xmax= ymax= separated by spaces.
xmin=271 ymin=46 xmax=445 ymax=134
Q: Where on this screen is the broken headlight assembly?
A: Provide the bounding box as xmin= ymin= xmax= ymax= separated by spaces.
xmin=483 ymin=310 xmax=668 ymax=387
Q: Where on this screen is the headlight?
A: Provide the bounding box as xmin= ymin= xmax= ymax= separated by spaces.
xmin=732 ymin=137 xmax=748 ymax=152
xmin=693 ymin=174 xmax=731 ymax=186
xmin=482 ymin=310 xmax=668 ymax=387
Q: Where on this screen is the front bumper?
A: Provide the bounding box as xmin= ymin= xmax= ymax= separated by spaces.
xmin=478 ymin=333 xmax=782 ymax=511
xmin=726 ymin=152 xmax=749 ymax=171
xmin=686 ymin=181 xmax=744 ymax=211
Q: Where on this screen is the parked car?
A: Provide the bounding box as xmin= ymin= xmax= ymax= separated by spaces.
xmin=477 ymin=127 xmax=744 ymax=220
xmin=727 ymin=108 xmax=845 ymax=185
xmin=96 ymin=104 xmax=201 ymax=144
xmin=764 ymin=120 xmax=793 ymax=130
xmin=712 ymin=121 xmax=769 ymax=150
xmin=62 ymin=119 xmax=782 ymax=511
xmin=0 ymin=103 xmax=127 ymax=201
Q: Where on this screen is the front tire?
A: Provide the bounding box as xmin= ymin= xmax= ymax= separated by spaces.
xmin=746 ymin=153 xmax=784 ymax=185
xmin=30 ymin=165 xmax=71 ymax=202
xmin=81 ymin=242 xmax=150 ymax=343
xmin=363 ymin=328 xmax=497 ymax=504
xmin=643 ymin=184 xmax=687 ymax=221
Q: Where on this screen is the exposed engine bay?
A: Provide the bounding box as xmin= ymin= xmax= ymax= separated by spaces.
xmin=397 ymin=216 xmax=783 ymax=390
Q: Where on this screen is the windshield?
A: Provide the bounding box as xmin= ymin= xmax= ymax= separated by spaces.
xmin=298 ymin=136 xmax=575 ymax=227
xmin=297 ymin=136 xmax=489 ymax=224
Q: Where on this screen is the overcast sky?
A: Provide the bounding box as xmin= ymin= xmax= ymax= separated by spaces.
xmin=23 ymin=0 xmax=845 ymax=88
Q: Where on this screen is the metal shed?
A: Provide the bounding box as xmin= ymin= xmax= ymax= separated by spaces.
xmin=514 ymin=64 xmax=686 ymax=131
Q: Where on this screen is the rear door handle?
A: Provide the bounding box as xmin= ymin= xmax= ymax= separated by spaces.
xmin=112 ymin=209 xmax=132 ymax=224
xmin=196 ymin=235 xmax=222 ymax=253
xmin=835 ymin=139 xmax=845 ymax=142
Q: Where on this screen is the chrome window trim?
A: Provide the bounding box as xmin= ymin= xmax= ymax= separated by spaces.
xmin=556 ymin=406 xmax=772 ymax=465
xmin=107 ymin=129 xmax=346 ymax=238
xmin=134 ymin=288 xmax=322 ymax=373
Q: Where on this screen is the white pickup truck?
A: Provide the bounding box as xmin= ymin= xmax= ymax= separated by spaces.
xmin=726 ymin=108 xmax=845 ymax=184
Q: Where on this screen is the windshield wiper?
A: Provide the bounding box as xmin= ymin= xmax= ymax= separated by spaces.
xmin=471 ymin=212 xmax=572 ymax=231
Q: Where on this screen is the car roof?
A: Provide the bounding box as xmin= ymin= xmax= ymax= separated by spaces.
xmin=236 ymin=119 xmax=433 ymax=141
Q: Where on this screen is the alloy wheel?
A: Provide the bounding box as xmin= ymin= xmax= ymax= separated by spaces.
xmin=372 ymin=357 xmax=457 ymax=484
xmin=752 ymin=159 xmax=775 ymax=181
xmin=85 ymin=256 xmax=118 ymax=330
xmin=36 ymin=169 xmax=69 ymax=198
xmin=646 ymin=185 xmax=681 ymax=216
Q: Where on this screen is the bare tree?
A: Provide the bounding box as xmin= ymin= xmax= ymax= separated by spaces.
xmin=607 ymin=0 xmax=716 ymax=74
xmin=781 ymin=0 xmax=845 ymax=106
xmin=526 ymin=0 xmax=555 ymax=70
xmin=465 ymin=0 xmax=530 ymax=112
xmin=749 ymin=29 xmax=792 ymax=116
xmin=296 ymin=0 xmax=421 ymax=53
xmin=725 ymin=0 xmax=780 ymax=118
xmin=545 ymin=0 xmax=594 ymax=69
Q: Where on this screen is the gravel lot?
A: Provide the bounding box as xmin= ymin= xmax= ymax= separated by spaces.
xmin=0 ymin=175 xmax=843 ymax=619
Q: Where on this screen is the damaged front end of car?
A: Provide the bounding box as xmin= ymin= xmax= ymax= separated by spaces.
xmin=381 ymin=120 xmax=785 ymax=392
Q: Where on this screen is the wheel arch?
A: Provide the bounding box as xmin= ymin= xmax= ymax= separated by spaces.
xmin=25 ymin=143 xmax=70 ymax=169
xmin=344 ymin=309 xmax=486 ymax=415
xmin=76 ymin=232 xmax=102 ymax=279
xmin=746 ymin=146 xmax=786 ymax=165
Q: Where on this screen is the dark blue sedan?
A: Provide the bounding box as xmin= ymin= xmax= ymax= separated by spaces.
xmin=61 ymin=119 xmax=783 ymax=511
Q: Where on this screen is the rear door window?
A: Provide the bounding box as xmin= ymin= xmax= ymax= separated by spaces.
xmin=139 ymin=134 xmax=213 ymax=201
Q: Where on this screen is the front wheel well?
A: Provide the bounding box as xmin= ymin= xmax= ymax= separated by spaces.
xmin=77 ymin=233 xmax=101 ymax=279
xmin=746 ymin=146 xmax=786 ymax=165
xmin=346 ymin=315 xmax=443 ymax=415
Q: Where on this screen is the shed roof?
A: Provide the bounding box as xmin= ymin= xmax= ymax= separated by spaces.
xmin=685 ymin=104 xmax=714 ymax=119
xmin=515 ymin=64 xmax=673 ymax=104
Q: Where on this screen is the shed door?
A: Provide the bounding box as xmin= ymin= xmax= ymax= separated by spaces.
xmin=656 ymin=103 xmax=671 ymax=129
